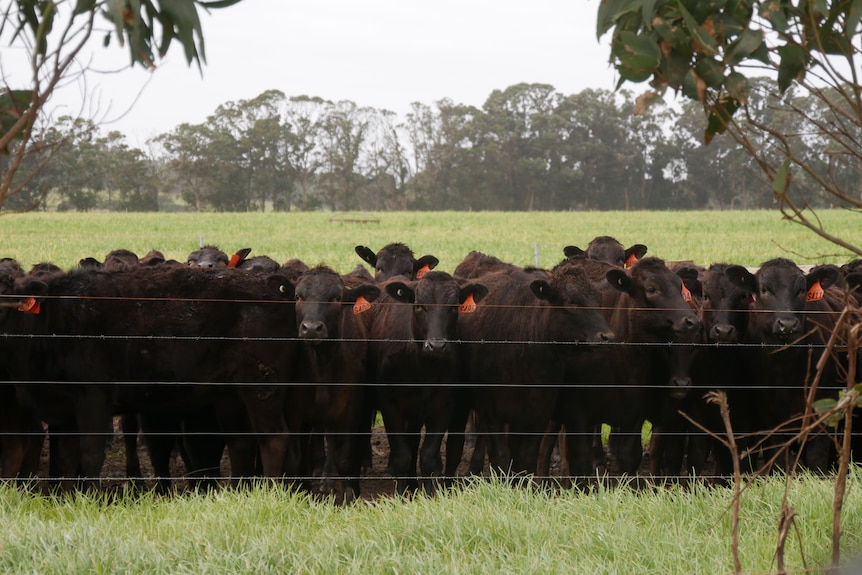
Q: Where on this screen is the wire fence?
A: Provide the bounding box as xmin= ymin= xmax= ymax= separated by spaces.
xmin=1 ymin=292 xmax=859 ymax=493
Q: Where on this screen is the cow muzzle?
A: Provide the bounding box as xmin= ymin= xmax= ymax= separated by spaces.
xmin=669 ymin=376 xmax=691 ymax=399
xmin=709 ymin=323 xmax=738 ymax=344
xmin=299 ymin=319 xmax=328 ymax=342
xmin=772 ymin=316 xmax=800 ymax=340
xmin=423 ymin=338 xmax=448 ymax=355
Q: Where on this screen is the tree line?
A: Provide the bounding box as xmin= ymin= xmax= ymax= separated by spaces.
xmin=4 ymin=80 xmax=855 ymax=213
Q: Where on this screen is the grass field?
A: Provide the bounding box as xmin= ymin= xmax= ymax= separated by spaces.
xmin=2 ymin=209 xmax=862 ymax=574
xmin=1 ymin=474 xmax=860 ymax=575
xmin=3 ymin=209 xmax=861 ymax=272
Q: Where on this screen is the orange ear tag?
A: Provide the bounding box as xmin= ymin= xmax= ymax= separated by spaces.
xmin=624 ymin=253 xmax=638 ymax=269
xmin=459 ymin=293 xmax=477 ymax=314
xmin=681 ymin=283 xmax=692 ymax=303
xmin=18 ymin=297 xmax=40 ymax=314
xmin=228 ymin=253 xmax=241 ymax=268
xmin=353 ymin=295 xmax=371 ymax=314
xmin=415 ymin=264 xmax=431 ymax=279
xmin=806 ymin=280 xmax=824 ymax=302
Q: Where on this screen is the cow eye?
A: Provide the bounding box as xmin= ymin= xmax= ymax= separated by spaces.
xmin=331 ymin=295 xmax=342 ymax=303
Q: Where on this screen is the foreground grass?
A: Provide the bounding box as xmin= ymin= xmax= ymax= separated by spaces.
xmin=1 ymin=473 xmax=860 ymax=575
xmin=3 ymin=209 xmax=861 ymax=272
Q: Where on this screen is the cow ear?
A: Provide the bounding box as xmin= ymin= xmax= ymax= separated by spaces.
xmin=267 ymin=275 xmax=296 ymax=299
xmin=605 ymin=269 xmax=633 ymax=293
xmin=233 ymin=248 xmax=252 ymax=264
xmin=675 ymin=267 xmax=702 ymax=298
xmin=807 ymin=264 xmax=841 ymax=291
xmin=627 ymin=244 xmax=648 ymax=261
xmin=79 ymin=257 xmax=102 ymax=269
xmin=563 ymin=245 xmax=586 ymax=259
xmin=725 ymin=265 xmax=757 ymax=293
xmin=845 ymin=272 xmax=862 ymax=296
xmin=355 ymin=246 xmax=377 ymax=267
xmin=414 ymin=255 xmax=439 ymax=274
xmin=385 ymin=281 xmax=415 ymax=303
xmin=346 ymin=283 xmax=381 ymax=303
xmin=530 ymin=279 xmax=558 ymax=302
xmin=460 ymin=283 xmax=488 ymax=305
xmin=21 ymin=279 xmax=49 ymax=297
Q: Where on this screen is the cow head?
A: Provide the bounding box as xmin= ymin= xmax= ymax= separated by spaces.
xmin=355 ymin=243 xmax=439 ymax=281
xmin=564 ymin=236 xmax=648 ymax=269
xmin=532 ymin=264 xmax=616 ymax=346
xmin=699 ymin=263 xmax=749 ymax=344
xmin=294 ymin=266 xmax=380 ymax=344
xmin=726 ymin=258 xmax=839 ymax=343
xmin=386 ymin=271 xmax=488 ymax=356
xmin=606 ymin=257 xmax=701 ymax=341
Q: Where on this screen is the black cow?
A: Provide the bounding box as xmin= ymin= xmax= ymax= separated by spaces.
xmin=726 ymin=258 xmax=855 ymax=472
xmin=9 ymin=265 xmax=298 ymax=492
xmin=292 ymin=265 xmax=380 ymax=503
xmin=355 ymin=243 xmax=439 ymax=281
xmin=458 ymin=260 xmax=615 ymax=477
xmin=563 ymin=236 xmax=648 ymax=269
xmin=368 ymin=271 xmax=487 ymax=494
xmin=187 ymin=246 xmax=280 ymax=272
xmin=0 ymin=259 xmax=42 ymax=482
xmin=553 ymin=256 xmax=702 ymax=480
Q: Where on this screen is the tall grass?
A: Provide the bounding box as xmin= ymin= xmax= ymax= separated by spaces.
xmin=1 ymin=474 xmax=860 ymax=574
xmin=3 ymin=209 xmax=860 ymax=271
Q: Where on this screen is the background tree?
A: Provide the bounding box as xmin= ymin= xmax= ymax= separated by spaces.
xmin=0 ymin=0 xmax=244 ymax=213
xmin=598 ymin=1 xmax=862 ymax=254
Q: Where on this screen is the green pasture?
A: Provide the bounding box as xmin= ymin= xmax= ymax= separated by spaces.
xmin=1 ymin=474 xmax=861 ymax=575
xmin=2 ymin=209 xmax=860 ymax=272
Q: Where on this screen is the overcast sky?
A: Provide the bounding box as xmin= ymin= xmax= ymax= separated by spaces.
xmin=3 ymin=0 xmax=622 ymax=146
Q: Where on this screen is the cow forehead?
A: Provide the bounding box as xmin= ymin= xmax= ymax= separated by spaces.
xmin=555 ymin=269 xmax=602 ymax=305
xmin=414 ymin=279 xmax=459 ymax=304
xmin=296 ymin=269 xmax=344 ymax=294
xmin=757 ymin=266 xmax=804 ymax=292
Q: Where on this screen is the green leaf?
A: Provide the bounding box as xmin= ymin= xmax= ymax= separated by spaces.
xmin=598 ymin=0 xmax=643 ymax=37
xmin=73 ymin=0 xmax=97 ymax=15
xmin=676 ymin=1 xmax=719 ymax=56
xmin=725 ymin=71 xmax=750 ymax=103
xmin=682 ymin=68 xmax=703 ymax=100
xmin=772 ymin=157 xmax=792 ymax=196
xmin=200 ymin=0 xmax=245 ymax=8
xmin=846 ymin=0 xmax=862 ymax=34
xmin=760 ymin=0 xmax=790 ymax=33
xmin=813 ymin=397 xmax=838 ymax=413
xmin=724 ymin=28 xmax=763 ymax=66
xmin=777 ymin=43 xmax=807 ymax=93
xmin=695 ymin=56 xmax=725 ymax=88
xmin=612 ymin=31 xmax=663 ymax=83
xmin=704 ymin=95 xmax=739 ymax=144
xmin=0 ymin=89 xmax=33 ymax=154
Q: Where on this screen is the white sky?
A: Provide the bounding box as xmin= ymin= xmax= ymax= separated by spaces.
xmin=2 ymin=0 xmax=622 ymax=147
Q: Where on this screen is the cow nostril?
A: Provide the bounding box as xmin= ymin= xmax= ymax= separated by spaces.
xmin=424 ymin=338 xmax=447 ymax=354
xmin=600 ymin=331 xmax=615 ymax=343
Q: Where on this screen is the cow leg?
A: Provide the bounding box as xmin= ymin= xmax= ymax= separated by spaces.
xmin=120 ymin=414 xmax=146 ymax=490
xmin=181 ymin=407 xmax=225 ymax=491
xmin=536 ymin=419 xmax=562 ymax=484
xmin=442 ymin=393 xmax=471 ymax=481
xmin=614 ymin=425 xmax=644 ymax=476
xmin=379 ymin=391 xmax=418 ymax=494
xmin=75 ymin=390 xmax=112 ymax=492
xmin=139 ymin=411 xmax=182 ymax=494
